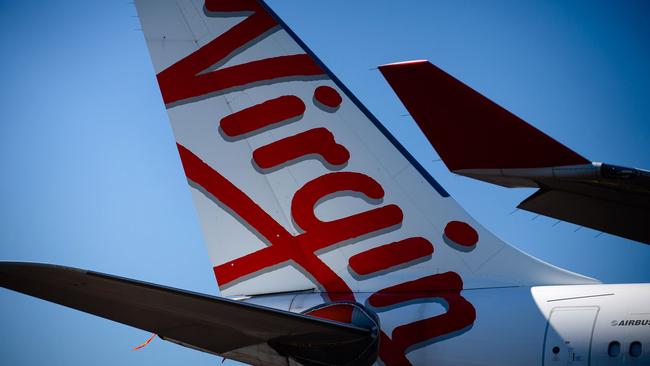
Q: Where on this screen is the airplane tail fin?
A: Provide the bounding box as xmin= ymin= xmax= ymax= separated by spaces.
xmin=134 ymin=1 xmax=595 ymax=300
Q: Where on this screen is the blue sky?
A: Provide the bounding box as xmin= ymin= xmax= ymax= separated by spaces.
xmin=1 ymin=1 xmax=649 ymax=365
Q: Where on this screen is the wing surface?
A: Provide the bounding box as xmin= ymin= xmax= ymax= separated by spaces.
xmin=0 ymin=262 xmax=373 ymax=366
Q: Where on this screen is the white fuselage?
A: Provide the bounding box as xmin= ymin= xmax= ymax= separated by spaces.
xmin=244 ymin=283 xmax=650 ymax=365
xmin=534 ymin=284 xmax=649 ymax=366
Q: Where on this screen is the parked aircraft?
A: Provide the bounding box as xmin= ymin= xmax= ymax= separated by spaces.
xmin=1 ymin=1 xmax=648 ymax=365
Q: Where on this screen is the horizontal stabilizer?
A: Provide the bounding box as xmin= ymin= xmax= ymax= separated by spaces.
xmin=378 ymin=60 xmax=589 ymax=171
xmin=380 ymin=60 xmax=650 ymax=245
xmin=0 ymin=263 xmax=376 ymax=366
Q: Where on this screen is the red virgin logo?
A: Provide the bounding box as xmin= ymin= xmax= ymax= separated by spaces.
xmin=162 ymin=1 xmax=477 ymax=364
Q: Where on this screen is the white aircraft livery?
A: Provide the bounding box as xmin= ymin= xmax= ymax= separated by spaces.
xmin=1 ymin=1 xmax=648 ymax=365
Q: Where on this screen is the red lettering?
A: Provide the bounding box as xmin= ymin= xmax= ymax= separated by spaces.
xmin=348 ymin=237 xmax=433 ymax=276
xmin=158 ymin=4 xmax=324 ymax=105
xmin=220 ymin=95 xmax=305 ymax=138
xmin=291 ymin=172 xmax=391 ymax=232
xmin=177 ymin=144 xmax=403 ymax=302
xmin=253 ymin=127 xmax=350 ymax=170
xmin=369 ymin=272 xmax=476 ymax=364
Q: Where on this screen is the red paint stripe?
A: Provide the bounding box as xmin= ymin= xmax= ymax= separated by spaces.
xmin=177 ymin=143 xmax=291 ymax=243
xmin=253 ymin=127 xmax=349 ymax=169
xmin=348 ymin=237 xmax=433 ymax=276
xmin=220 ymin=95 xmax=305 ymax=138
xmin=305 ymin=304 xmax=354 ymax=324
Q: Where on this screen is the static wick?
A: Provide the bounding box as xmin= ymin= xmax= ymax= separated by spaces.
xmin=132 ymin=333 xmax=157 ymax=351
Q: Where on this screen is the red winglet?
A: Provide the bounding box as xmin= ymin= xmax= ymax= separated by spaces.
xmin=379 ymin=60 xmax=589 ymax=171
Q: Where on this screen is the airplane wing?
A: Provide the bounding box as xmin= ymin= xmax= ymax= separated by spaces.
xmin=0 ymin=262 xmax=376 ymax=366
xmin=379 ymin=60 xmax=650 ymax=244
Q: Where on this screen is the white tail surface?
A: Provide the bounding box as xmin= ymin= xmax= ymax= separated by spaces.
xmin=134 ymin=0 xmax=595 ymax=299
